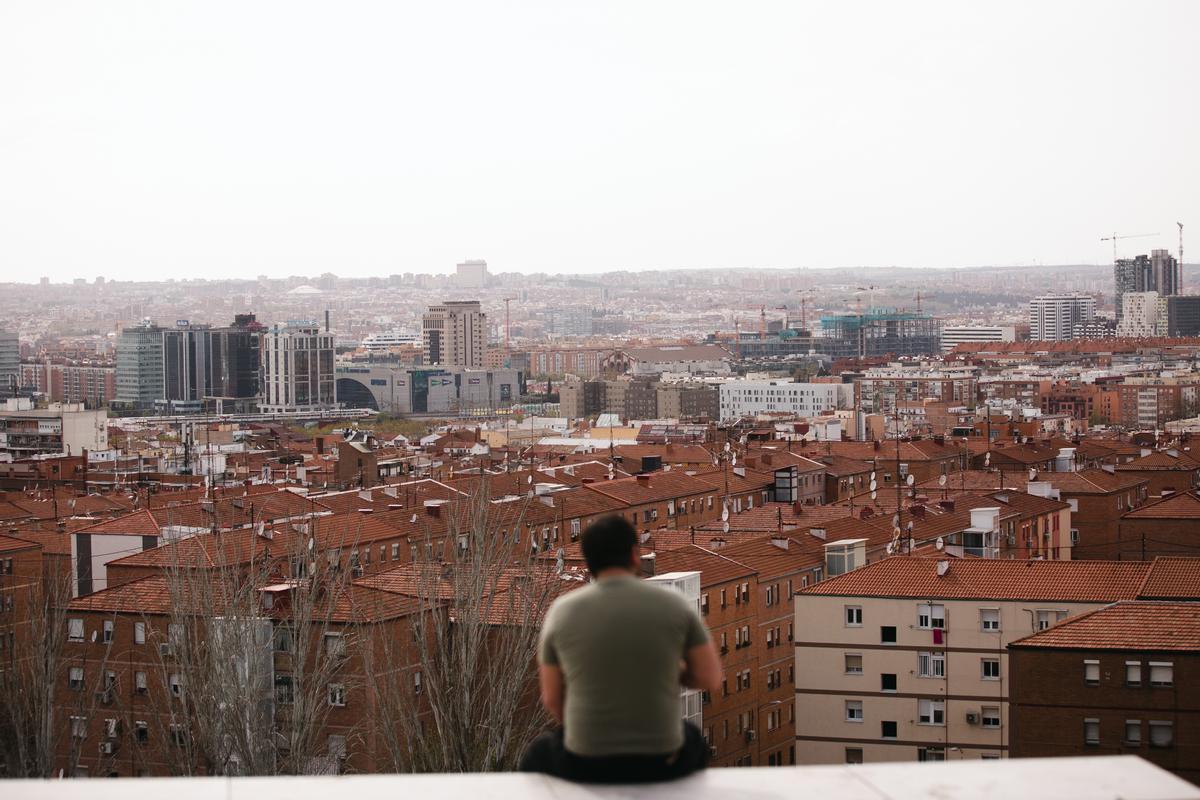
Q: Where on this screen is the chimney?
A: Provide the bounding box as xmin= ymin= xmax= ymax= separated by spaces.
xmin=1162 ymin=487 xmax=1175 ymax=497
xmin=636 ymin=474 xmax=650 ymax=485
xmin=708 ymin=537 xmax=726 ymax=550
xmin=639 ymin=552 xmax=656 ymax=576
xmin=936 ymin=559 xmax=950 ymax=577
xmin=873 ymin=440 xmax=881 ymax=452
xmin=912 ymin=504 xmax=926 ymax=519
xmin=808 ymin=527 xmax=826 ymax=541
xmin=424 ymin=500 xmax=444 ymax=518
xmin=792 ymin=500 xmax=804 ymax=516
xmin=938 ymin=499 xmax=956 ymax=512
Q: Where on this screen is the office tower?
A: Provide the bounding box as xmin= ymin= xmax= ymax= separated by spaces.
xmin=206 ymin=314 xmax=264 ymax=412
xmin=1151 ymin=248 xmax=1181 ymax=297
xmin=1028 ymin=295 xmax=1096 ymax=341
xmin=115 ymin=323 xmax=165 ymax=412
xmin=939 ymin=326 xmax=1016 ymax=354
xmin=1165 ymin=296 xmax=1200 ymax=337
xmin=259 ymin=323 xmax=336 ymax=413
xmin=1114 ymin=255 xmax=1152 ymax=320
xmin=162 ymin=323 xmax=211 ymax=411
xmin=423 ymin=301 xmax=488 ymax=368
xmin=455 ymin=259 xmax=489 ymax=289
xmin=0 ymin=329 xmax=18 ymax=397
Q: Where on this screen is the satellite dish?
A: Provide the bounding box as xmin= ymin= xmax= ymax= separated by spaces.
xmin=722 ymin=505 xmax=730 ymax=522
xmin=307 ymin=537 xmax=315 ymax=551
xmin=870 ymin=490 xmax=877 ymax=500
xmin=935 ymin=537 xmax=945 ymax=551
xmin=893 ymin=526 xmax=901 ymax=538
xmin=410 ymin=513 xmax=418 ymax=523
xmin=722 ymin=521 xmax=730 ymax=534
xmin=1028 ymin=468 xmax=1038 ymax=481
xmin=906 ymin=475 xmax=915 ymax=487
xmin=907 ymin=521 xmax=914 ymax=532
xmin=90 ymin=631 xmax=97 ymax=643
xmin=984 ymin=452 xmax=991 ymax=467
xmin=892 ymin=514 xmax=900 ymax=527
xmin=938 ymin=475 xmax=947 ymax=487
xmin=885 ymin=541 xmax=895 ymax=555
xmin=869 ymin=480 xmax=878 ymax=492
xmin=870 ymin=472 xmax=876 ymax=481
xmin=724 ymin=442 xmax=731 ymax=453
xmin=731 ymin=454 xmax=738 ymax=466
xmin=527 ymin=475 xmax=534 ymax=484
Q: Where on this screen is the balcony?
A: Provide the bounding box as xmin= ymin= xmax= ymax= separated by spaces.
xmin=12 ymin=756 xmax=1193 ymax=799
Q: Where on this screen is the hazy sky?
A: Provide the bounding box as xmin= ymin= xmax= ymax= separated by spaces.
xmin=2 ymin=2 xmax=1197 ymax=282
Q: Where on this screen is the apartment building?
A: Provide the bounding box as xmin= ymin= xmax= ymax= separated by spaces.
xmin=1009 ymin=600 xmax=1200 ymax=785
xmin=719 ymin=381 xmax=853 ymax=422
xmin=19 ymin=361 xmax=116 ymax=407
xmin=114 ymin=323 xmax=165 ymax=412
xmin=1029 ymin=295 xmax=1096 ymax=341
xmin=422 ymin=301 xmax=487 ymax=368
xmin=793 ymin=557 xmax=1154 ymax=764
xmin=0 ymin=329 xmax=20 ymax=396
xmin=0 ymin=399 xmax=107 ymax=459
xmin=940 ymin=327 xmax=1016 ymax=354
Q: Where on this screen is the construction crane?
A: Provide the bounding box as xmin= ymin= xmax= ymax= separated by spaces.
xmin=854 ymin=285 xmax=878 ymax=315
xmin=1100 ymin=232 xmax=1158 ymax=263
xmin=1179 ymin=222 xmax=1185 ymax=288
xmin=759 ymin=305 xmax=767 ymax=337
xmin=796 ymin=288 xmax=816 ymax=333
xmin=774 ymin=305 xmax=789 ymax=330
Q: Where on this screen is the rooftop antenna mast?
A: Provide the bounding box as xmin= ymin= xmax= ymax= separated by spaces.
xmin=1179 ymin=222 xmax=1185 ymax=290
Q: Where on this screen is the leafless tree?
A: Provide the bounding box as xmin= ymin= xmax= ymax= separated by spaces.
xmin=364 ymin=487 xmax=569 ymax=772
xmin=0 ymin=567 xmax=74 ymax=777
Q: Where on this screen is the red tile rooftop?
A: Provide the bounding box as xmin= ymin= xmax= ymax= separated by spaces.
xmin=1122 ymin=491 xmax=1200 ymax=519
xmin=1138 ymin=557 xmax=1200 ymax=599
xmin=1009 ymin=601 xmax=1200 ymax=651
xmin=798 ymin=556 xmax=1155 ymax=602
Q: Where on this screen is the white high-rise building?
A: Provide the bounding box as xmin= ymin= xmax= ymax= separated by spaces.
xmin=259 ymin=323 xmax=336 ymax=413
xmin=0 ymin=329 xmax=18 ymax=396
xmin=1115 ymin=291 xmax=1167 ymax=338
xmin=423 ymin=301 xmax=488 ymax=368
xmin=1028 ymin=295 xmax=1096 ymax=341
xmin=455 ymin=259 xmax=489 ymax=289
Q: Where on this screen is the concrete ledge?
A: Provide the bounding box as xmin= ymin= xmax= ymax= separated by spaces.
xmin=7 ymin=757 xmax=1197 ymax=800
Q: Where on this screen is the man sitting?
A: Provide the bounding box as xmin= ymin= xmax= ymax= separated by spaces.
xmin=520 ymin=515 xmax=722 ymax=783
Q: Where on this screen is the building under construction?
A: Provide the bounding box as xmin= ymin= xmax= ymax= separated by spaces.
xmin=818 ymin=308 xmax=942 ymax=359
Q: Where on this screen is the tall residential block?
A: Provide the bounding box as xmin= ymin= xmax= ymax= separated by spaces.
xmin=454 ymin=259 xmax=489 ymax=289
xmin=1028 ymin=295 xmax=1096 ymax=341
xmin=1114 ymin=292 xmax=1167 ymax=338
xmin=259 ymin=323 xmax=336 ymax=413
xmin=1115 ymin=251 xmax=1180 ymax=320
xmin=423 ymin=301 xmax=488 ymax=368
xmin=0 ymin=329 xmax=18 ymax=396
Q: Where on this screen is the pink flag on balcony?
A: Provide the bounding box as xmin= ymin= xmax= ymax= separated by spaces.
xmin=933 ymin=628 xmax=943 ymax=645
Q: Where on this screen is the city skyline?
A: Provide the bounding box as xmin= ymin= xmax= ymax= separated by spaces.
xmin=2 ymin=1 xmax=1197 ymax=282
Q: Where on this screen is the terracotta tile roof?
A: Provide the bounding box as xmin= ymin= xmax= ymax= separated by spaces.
xmin=692 ymin=503 xmax=854 ymax=535
xmin=799 ymin=556 xmax=1150 ymax=602
xmin=75 ymin=508 xmax=163 ymax=537
xmin=582 ymin=471 xmax=720 ymax=505
xmin=1009 ymin=601 xmax=1200 ymax=651
xmin=811 ymin=454 xmax=874 ymax=477
xmin=1114 ymin=450 xmax=1200 ymax=471
xmin=0 ymin=534 xmax=40 ymax=554
xmin=820 ymin=440 xmax=963 ymax=463
xmin=1038 ymin=469 xmax=1147 ymax=495
xmin=653 ymin=544 xmax=756 ymax=587
xmin=1122 ymin=491 xmax=1200 ymax=519
xmin=1137 ymin=557 xmax=1200 ymax=599
xmin=107 ymin=527 xmax=302 ymax=570
xmin=718 ymin=536 xmax=824 ymax=580
xmin=3 ymin=527 xmax=73 ymax=556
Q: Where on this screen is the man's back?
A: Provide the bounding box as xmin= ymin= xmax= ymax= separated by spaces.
xmin=539 ymin=574 xmax=708 ymax=757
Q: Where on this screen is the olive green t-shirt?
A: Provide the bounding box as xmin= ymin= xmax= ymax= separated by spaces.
xmin=538 ymin=574 xmax=710 ymax=757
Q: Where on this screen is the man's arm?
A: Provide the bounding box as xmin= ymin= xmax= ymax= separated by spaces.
xmin=539 ymin=663 xmax=565 ymax=724
xmin=680 ymin=639 xmax=722 ymax=693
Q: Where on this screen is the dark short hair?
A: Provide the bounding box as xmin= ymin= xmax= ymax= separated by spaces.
xmin=581 ymin=515 xmax=638 ymax=576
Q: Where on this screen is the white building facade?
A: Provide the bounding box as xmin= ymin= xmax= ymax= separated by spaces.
xmin=1028 ymin=295 xmax=1096 ymax=341
xmin=259 ymin=324 xmax=336 ymax=413
xmin=719 ymin=381 xmax=853 ymax=422
xmin=940 ymin=326 xmax=1016 ymax=354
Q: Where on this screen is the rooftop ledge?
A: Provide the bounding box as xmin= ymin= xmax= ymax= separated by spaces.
xmin=7 ymin=757 xmax=1197 ymax=800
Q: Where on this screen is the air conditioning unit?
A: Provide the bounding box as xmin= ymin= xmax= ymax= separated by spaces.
xmin=745 ymin=729 xmax=756 ymax=742
xmin=98 ymin=742 xmax=116 ymax=755
xmin=966 ymin=712 xmax=980 ymax=725
xmin=160 ymin=643 xmax=174 ymax=657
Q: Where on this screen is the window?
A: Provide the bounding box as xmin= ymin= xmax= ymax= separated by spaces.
xmin=1149 ymin=662 xmax=1173 ymax=687
xmin=135 ymin=721 xmax=149 ymax=743
xmin=275 ymin=674 xmax=294 ymax=704
xmin=328 ymin=683 xmax=346 ymax=707
xmin=169 ymin=673 xmax=183 ymax=698
xmin=134 ymin=671 xmax=147 ymax=694
xmin=168 ymin=622 xmax=184 ymax=647
xmin=845 ymin=605 xmax=863 ymax=627
xmin=1149 ymin=721 xmax=1173 ymax=748
xmin=414 ymin=671 xmax=423 ymax=695
xmin=274 ymin=625 xmax=293 ymax=653
xmin=1037 ymin=609 xmax=1067 ymax=630
xmin=102 ymin=620 xmax=114 ymax=643
xmin=1084 ymin=659 xmax=1100 ymax=686
xmin=917 ymin=652 xmax=945 ymax=678
xmin=701 ymin=594 xmax=709 ymax=616
xmin=918 ymin=699 xmax=945 ymax=725
xmin=324 ymin=633 xmax=346 ymax=659
xmin=918 ymin=748 xmax=945 ymax=762
xmin=70 ymin=716 xmax=87 ymax=738
xmin=982 ymin=706 xmax=1001 ymax=729
xmin=1124 ymin=720 xmax=1141 ymax=745
xmin=917 ymin=603 xmax=945 ymax=629
xmin=69 ymin=666 xmax=84 ymax=690
xmin=846 ymin=747 xmax=864 ymax=764
xmin=68 ymin=618 xmax=84 ymax=642
xmin=881 ymin=673 xmax=897 ymax=692
xmin=134 ymin=622 xmax=145 ymax=645
xmin=720 ymin=589 xmax=727 ymax=608
xmin=980 ymin=608 xmax=1000 ymax=632
xmin=391 ymin=542 xmax=400 ymax=559
xmin=1084 ymin=718 xmax=1100 ymax=745
xmin=880 ymin=626 xmax=897 ymax=644
xmin=845 ymin=700 xmax=863 ymax=722
xmin=845 ymin=654 xmax=863 ymax=675
xmin=881 ymin=721 xmax=897 ymax=739
xmin=1125 ymin=661 xmax=1142 ymax=687
xmin=981 ymin=658 xmax=1001 ymax=680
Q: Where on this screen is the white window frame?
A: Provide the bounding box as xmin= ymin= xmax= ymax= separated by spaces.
xmin=845 ymin=700 xmax=863 ymax=723
xmin=134 ymin=622 xmax=146 ymax=645
xmin=328 ymin=683 xmax=346 ymax=707
xmin=1084 ymin=717 xmax=1100 ymax=745
xmin=68 ymin=618 xmax=84 ymax=642
xmin=1084 ymin=659 xmax=1100 ymax=685
xmin=1124 ymin=719 xmax=1141 ymax=745
xmin=980 ymin=608 xmax=1000 ymax=632
xmin=1149 ymin=662 xmax=1173 ymax=687
xmin=917 ymin=698 xmax=945 ymax=726
xmin=917 ymin=651 xmax=946 ymax=678
xmin=845 ymin=605 xmax=863 ymax=627
xmin=982 ymin=706 xmax=1001 ymax=729
xmin=917 ymin=603 xmax=945 ymax=630
xmin=845 ymin=653 xmax=863 ymax=675
xmin=981 ymin=658 xmax=1001 ymax=681
xmin=1125 ymin=661 xmax=1142 ymax=687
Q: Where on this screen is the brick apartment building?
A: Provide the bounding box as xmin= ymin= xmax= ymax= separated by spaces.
xmin=1009 ymin=600 xmax=1200 ymax=784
